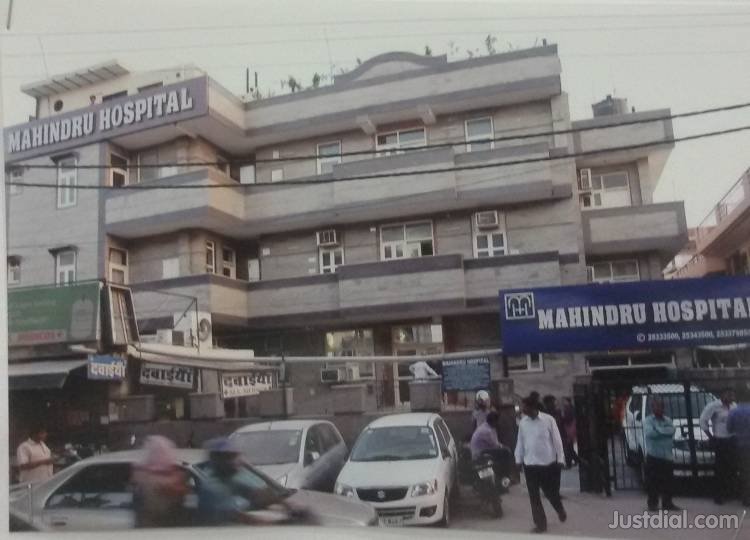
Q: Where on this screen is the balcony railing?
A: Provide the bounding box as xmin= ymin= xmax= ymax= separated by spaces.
xmin=696 ymin=167 xmax=750 ymax=241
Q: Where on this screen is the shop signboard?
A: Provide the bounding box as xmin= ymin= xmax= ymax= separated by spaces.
xmin=9 ymin=282 xmax=101 ymax=346
xmin=4 ymin=76 xmax=209 ymax=162
xmin=500 ymin=276 xmax=750 ymax=354
xmin=221 ymin=371 xmax=276 ymax=399
xmin=140 ymin=362 xmax=195 ymax=389
xmin=88 ymin=355 xmax=127 ymax=381
xmin=442 ymin=357 xmax=491 ymax=392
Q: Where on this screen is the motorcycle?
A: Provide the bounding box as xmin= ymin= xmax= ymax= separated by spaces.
xmin=460 ymin=442 xmax=513 ymax=519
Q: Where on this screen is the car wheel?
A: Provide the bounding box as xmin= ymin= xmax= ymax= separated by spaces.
xmin=439 ymin=491 xmax=450 ymax=527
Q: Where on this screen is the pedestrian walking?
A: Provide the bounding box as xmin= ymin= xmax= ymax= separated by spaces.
xmin=699 ymin=388 xmax=737 ymax=504
xmin=643 ymin=397 xmax=679 ymax=512
xmin=515 ymin=397 xmax=567 ymax=534
xmin=16 ymin=424 xmax=55 ymax=485
xmin=728 ymin=402 xmax=750 ymax=507
xmin=131 ymin=435 xmax=191 ymax=528
xmin=561 ymin=398 xmax=579 ymax=468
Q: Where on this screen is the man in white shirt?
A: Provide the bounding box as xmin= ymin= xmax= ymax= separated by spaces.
xmin=699 ymin=388 xmax=737 ymax=504
xmin=515 ymin=397 xmax=567 ymax=534
xmin=16 ymin=425 xmax=55 ymax=485
xmin=408 ymin=361 xmax=439 ymax=380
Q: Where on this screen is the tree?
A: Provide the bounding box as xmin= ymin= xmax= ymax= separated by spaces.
xmin=485 ymin=34 xmax=497 ymax=55
xmin=424 ymin=45 xmax=432 ymax=56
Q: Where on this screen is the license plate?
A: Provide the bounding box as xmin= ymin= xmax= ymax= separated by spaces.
xmin=380 ymin=516 xmax=404 ymax=527
xmin=478 ymin=467 xmax=494 ymax=479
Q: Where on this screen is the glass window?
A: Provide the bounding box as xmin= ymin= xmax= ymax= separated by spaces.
xmin=137 ymin=149 xmax=159 ymax=182
xmin=46 ymin=464 xmax=133 ymax=509
xmin=376 ymin=128 xmax=426 ymax=155
xmin=474 ymin=212 xmax=507 ymax=258
xmin=465 ymin=117 xmax=494 ymax=152
xmin=230 ymin=430 xmax=302 ymax=465
xmin=507 ymin=353 xmax=544 ymax=373
xmin=55 ymin=250 xmax=76 ymax=284
xmin=317 ymin=141 xmax=341 ymax=175
xmin=8 ymin=257 xmax=21 ymax=285
xmin=381 ymin=222 xmax=433 ymax=261
xmin=580 ymin=170 xmax=631 ymax=209
xmin=108 ymin=248 xmax=128 ymax=285
xmin=110 ymin=153 xmax=129 ymax=188
xmin=590 ymin=259 xmax=639 ymax=283
xmin=222 ymin=247 xmax=236 ymax=278
xmin=57 ymin=157 xmax=77 ymax=209
xmin=206 ymin=241 xmax=216 ymax=273
xmin=319 ymin=247 xmax=344 ymax=274
xmin=350 ymin=426 xmax=439 ymax=462
xmin=162 ymin=257 xmax=179 ymax=279
xmin=8 ymin=168 xmax=23 ymax=195
xmin=325 ymin=329 xmax=375 ymax=379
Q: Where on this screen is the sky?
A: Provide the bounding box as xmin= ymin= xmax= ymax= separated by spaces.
xmin=1 ymin=0 xmax=749 ymax=226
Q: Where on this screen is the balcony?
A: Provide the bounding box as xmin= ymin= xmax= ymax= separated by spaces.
xmin=670 ymin=254 xmax=726 ymax=279
xmin=105 ymin=143 xmax=572 ymax=239
xmin=695 ymin=168 xmax=750 ymax=257
xmin=105 ymin=168 xmax=245 ymax=238
xmin=129 ymin=252 xmax=567 ymax=329
xmin=581 ymin=202 xmax=687 ymax=258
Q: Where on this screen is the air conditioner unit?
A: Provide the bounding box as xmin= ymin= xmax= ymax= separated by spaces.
xmin=316 ymin=229 xmax=338 ymax=246
xmin=321 ymin=368 xmax=343 ymax=384
xmin=578 ymin=168 xmax=593 ymax=191
xmin=173 ymin=311 xmax=213 ymax=348
xmin=345 ymin=365 xmax=360 ymax=381
xmin=475 ymin=210 xmax=499 ymax=229
xmin=586 ymin=265 xmax=595 ymax=283
xmin=156 ymin=329 xmax=186 ymax=346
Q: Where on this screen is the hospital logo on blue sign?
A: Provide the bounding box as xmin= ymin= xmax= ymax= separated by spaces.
xmin=504 ymin=292 xmax=536 ymax=320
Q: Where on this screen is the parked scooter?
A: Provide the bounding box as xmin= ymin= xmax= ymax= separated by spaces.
xmin=459 ymin=442 xmax=513 ymax=518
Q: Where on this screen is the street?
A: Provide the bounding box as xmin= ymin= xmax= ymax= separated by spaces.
xmin=451 ymin=469 xmax=748 ymax=539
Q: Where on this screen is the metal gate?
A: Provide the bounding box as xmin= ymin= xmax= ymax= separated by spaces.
xmin=575 ymin=368 xmax=750 ymax=493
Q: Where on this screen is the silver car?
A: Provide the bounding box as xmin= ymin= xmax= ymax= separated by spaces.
xmin=230 ymin=420 xmax=348 ymax=492
xmin=9 ymin=449 xmax=376 ymax=531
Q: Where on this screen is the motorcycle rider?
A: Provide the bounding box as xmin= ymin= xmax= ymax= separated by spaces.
xmin=470 ymin=411 xmax=502 ymax=460
xmin=472 ymin=390 xmax=493 ymax=433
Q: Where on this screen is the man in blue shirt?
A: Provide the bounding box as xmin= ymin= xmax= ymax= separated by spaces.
xmin=728 ymin=403 xmax=750 ymax=507
xmin=470 ymin=411 xmax=502 ymax=460
xmin=643 ymin=397 xmax=679 ymax=512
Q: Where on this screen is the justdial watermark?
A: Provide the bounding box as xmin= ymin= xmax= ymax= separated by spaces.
xmin=608 ymin=510 xmax=744 ymax=530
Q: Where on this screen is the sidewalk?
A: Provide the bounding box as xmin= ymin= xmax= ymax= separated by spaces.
xmin=452 ymin=469 xmax=748 ymax=539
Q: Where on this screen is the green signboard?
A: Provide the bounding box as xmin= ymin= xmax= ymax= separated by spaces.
xmin=9 ymin=282 xmax=101 ymax=346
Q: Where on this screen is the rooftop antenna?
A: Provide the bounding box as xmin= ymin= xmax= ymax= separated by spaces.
xmin=323 ymin=27 xmax=334 ymax=81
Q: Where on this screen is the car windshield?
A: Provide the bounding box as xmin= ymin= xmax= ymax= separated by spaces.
xmin=647 ymin=392 xmax=717 ymax=419
xmin=350 ymin=426 xmax=439 ymax=462
xmin=230 ymin=430 xmax=302 ymax=465
xmin=194 ymin=461 xmax=292 ymax=500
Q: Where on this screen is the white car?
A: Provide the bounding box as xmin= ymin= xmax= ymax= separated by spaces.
xmin=230 ymin=420 xmax=348 ymax=492
xmin=622 ymin=384 xmax=717 ymax=479
xmin=334 ymin=413 xmax=459 ymax=527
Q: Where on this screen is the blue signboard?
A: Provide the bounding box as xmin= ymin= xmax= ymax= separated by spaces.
xmin=88 ymin=354 xmax=127 ymax=381
xmin=442 ymin=357 xmax=491 ymax=392
xmin=500 ymin=276 xmax=750 ymax=355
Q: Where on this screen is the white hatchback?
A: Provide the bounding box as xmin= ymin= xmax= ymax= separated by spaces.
xmin=334 ymin=413 xmax=458 ymax=527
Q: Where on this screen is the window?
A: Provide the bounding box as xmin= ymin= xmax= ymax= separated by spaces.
xmin=507 ymin=353 xmax=544 ymax=373
xmin=138 ymin=82 xmax=163 ymax=93
xmin=580 ymin=170 xmax=631 ymax=209
xmin=162 ymin=257 xmax=179 ymax=279
xmin=102 ymin=91 xmax=127 ymax=102
xmin=8 ymin=168 xmax=23 ymax=195
xmin=465 ymin=117 xmax=494 ymax=152
xmin=319 ymin=247 xmax=343 ymax=274
xmin=137 ymin=147 xmax=178 ymax=182
xmin=317 ymin=141 xmax=341 ymax=175
xmin=205 ymin=241 xmax=216 ymax=273
xmin=247 ymin=258 xmax=260 ymax=281
xmin=55 ymin=250 xmax=76 ymax=284
xmin=56 ymin=156 xmax=77 ymax=208
xmin=271 ymin=168 xmax=284 ymax=182
xmin=110 ymin=153 xmax=128 ymax=188
xmin=222 ymin=247 xmax=236 ymax=278
xmin=473 ymin=212 xmax=507 ymax=258
xmin=325 ymin=329 xmax=375 ymax=379
xmin=108 ymin=248 xmax=128 ymax=284
xmin=380 ymin=221 xmax=434 ymax=260
xmin=376 ymin=127 xmax=426 ymax=156
xmin=589 ymin=259 xmax=639 ymax=283
xmin=46 ymin=464 xmax=133 ymax=510
xmin=8 ymin=257 xmax=20 ymax=285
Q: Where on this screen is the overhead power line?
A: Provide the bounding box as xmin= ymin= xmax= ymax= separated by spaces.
xmin=3 ymin=11 xmax=750 ymax=37
xmin=8 ymin=124 xmax=750 ymax=191
xmin=11 ymin=99 xmax=750 ymax=170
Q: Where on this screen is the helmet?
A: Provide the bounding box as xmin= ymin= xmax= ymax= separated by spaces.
xmin=204 ymin=437 xmax=242 ymax=455
xmin=476 ymin=390 xmax=490 ymax=404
